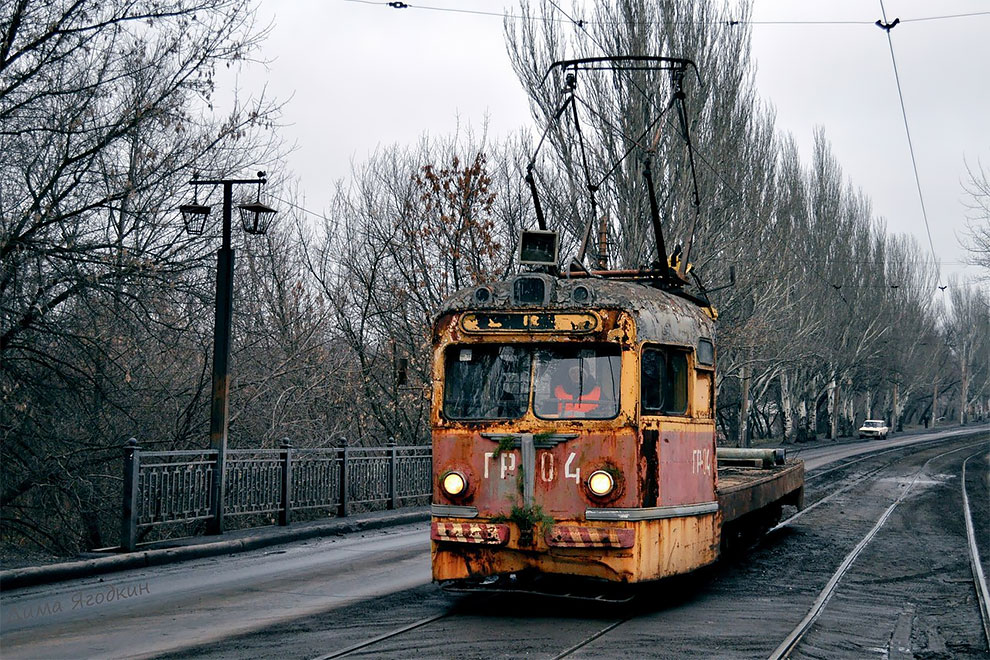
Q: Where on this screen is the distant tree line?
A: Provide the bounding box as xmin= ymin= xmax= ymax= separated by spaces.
xmin=502 ymin=0 xmax=989 ymax=443
xmin=1 ymin=0 xmax=987 ymax=556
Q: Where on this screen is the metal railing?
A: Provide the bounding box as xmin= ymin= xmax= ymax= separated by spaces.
xmin=120 ymin=439 xmax=432 ymax=551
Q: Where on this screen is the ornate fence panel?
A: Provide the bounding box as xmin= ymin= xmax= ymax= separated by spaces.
xmin=120 ymin=440 xmax=433 ymax=551
xmin=136 ymin=449 xmax=218 ymax=528
xmin=395 ymin=446 xmax=433 ymax=503
xmin=346 ymin=448 xmax=392 ymax=508
xmin=224 ymin=449 xmax=283 ymax=517
xmin=291 ymin=449 xmax=341 ymax=511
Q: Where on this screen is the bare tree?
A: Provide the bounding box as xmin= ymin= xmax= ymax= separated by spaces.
xmin=1 ymin=0 xmax=281 ymax=553
xmin=961 ymin=158 xmax=990 ymax=275
xmin=304 ymin=135 xmax=529 ymax=446
xmin=945 ymin=278 xmax=990 ymax=424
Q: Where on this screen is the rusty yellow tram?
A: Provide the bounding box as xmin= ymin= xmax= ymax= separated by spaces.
xmin=430 ymin=56 xmax=803 ymax=596
xmin=429 ymin=268 xmax=804 ymax=594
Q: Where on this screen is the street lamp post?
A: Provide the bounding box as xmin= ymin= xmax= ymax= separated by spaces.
xmin=180 ymin=172 xmax=276 ymax=535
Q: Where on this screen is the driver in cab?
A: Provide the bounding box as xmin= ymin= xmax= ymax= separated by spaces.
xmin=553 ymin=364 xmax=600 ymax=416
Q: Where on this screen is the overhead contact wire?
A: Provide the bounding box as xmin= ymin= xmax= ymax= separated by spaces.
xmin=345 ymin=1 xmax=990 ymax=27
xmin=878 ymin=0 xmax=941 ymax=284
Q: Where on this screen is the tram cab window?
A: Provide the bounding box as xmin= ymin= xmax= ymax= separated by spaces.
xmin=533 ymin=345 xmax=620 ymax=420
xmin=442 ymin=343 xmax=620 ymax=421
xmin=443 ymin=345 xmax=530 ymax=420
xmin=641 ymin=347 xmax=688 ymax=415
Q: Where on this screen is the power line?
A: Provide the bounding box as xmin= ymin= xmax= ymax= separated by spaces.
xmin=877 ymin=0 xmax=942 ymax=284
xmin=342 ymin=0 xmax=990 ymax=27
xmin=342 ymin=0 xmax=536 ymax=20
xmin=900 ymin=11 xmax=990 ymax=23
xmin=271 ymin=195 xmax=327 ymax=220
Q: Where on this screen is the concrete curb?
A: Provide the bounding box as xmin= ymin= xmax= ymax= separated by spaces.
xmin=1 ymin=508 xmax=430 ymax=592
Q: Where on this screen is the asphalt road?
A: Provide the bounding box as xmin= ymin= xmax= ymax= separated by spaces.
xmin=1 ymin=426 xmax=986 ymax=659
xmin=1 ymin=525 xmax=431 ymax=658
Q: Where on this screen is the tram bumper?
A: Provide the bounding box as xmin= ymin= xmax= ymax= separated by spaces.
xmin=431 ymin=512 xmax=719 ymax=584
xmin=431 ymin=521 xmax=510 ymax=545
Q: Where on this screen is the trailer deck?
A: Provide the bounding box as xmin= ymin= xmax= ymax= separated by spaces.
xmin=717 ymin=457 xmax=805 ymax=524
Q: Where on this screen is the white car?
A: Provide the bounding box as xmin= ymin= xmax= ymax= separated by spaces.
xmin=858 ymin=419 xmax=889 ymax=440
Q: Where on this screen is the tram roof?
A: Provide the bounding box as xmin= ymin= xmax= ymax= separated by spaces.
xmin=437 ymin=274 xmax=715 ymax=346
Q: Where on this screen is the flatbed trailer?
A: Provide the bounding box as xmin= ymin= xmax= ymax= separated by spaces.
xmin=717 ymin=456 xmax=805 ymax=525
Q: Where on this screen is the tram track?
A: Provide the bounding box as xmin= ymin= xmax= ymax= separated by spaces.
xmin=771 ymin=464 xmax=886 ymax=533
xmin=768 ymin=439 xmax=989 ymax=659
xmin=779 ymin=428 xmax=989 ymax=531
xmin=312 ymin=611 xmax=452 ymax=659
xmin=552 ymin=616 xmax=632 ymax=659
xmin=962 ymin=451 xmax=990 ymax=648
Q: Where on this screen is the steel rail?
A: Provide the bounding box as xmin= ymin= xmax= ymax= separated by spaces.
xmin=961 ymin=451 xmax=990 ymax=648
xmin=768 ymin=439 xmax=987 ymax=659
xmin=310 ymin=611 xmax=451 ymax=660
xmin=552 ymin=617 xmax=633 ymax=659
xmin=770 ymin=465 xmax=887 ymax=533
xmin=805 ymin=444 xmax=917 ymax=481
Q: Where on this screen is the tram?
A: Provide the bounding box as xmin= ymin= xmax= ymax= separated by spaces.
xmin=429 ymin=56 xmax=803 ymax=595
xmin=429 ymin=257 xmax=803 ymax=592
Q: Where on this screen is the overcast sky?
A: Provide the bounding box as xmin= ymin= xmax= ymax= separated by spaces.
xmin=221 ymin=0 xmax=989 ymax=285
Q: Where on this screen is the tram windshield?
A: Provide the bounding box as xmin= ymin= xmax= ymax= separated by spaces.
xmin=443 ymin=345 xmax=530 ymax=419
xmin=442 ymin=344 xmax=621 ymax=420
xmin=532 ymin=345 xmax=620 ymax=419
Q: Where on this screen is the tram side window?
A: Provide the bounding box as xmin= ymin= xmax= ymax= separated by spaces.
xmin=443 ymin=345 xmax=531 ymax=419
xmin=641 ymin=347 xmax=688 ymax=415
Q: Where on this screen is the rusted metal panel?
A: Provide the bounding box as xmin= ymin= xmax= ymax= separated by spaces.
xmin=434 ymin=428 xmax=641 ymax=519
xmin=631 ymin=513 xmax=721 ymax=580
xmin=431 ymin=521 xmax=509 ymax=545
xmin=639 ymin=429 xmax=659 ymax=507
xmin=545 ymin=525 xmax=635 ymax=548
xmin=436 ymin=278 xmax=713 ymax=348
xmin=716 ymin=459 xmax=805 ymax=523
xmin=694 ymin=370 xmax=714 ymax=418
xmin=656 ymin=425 xmax=717 ymax=507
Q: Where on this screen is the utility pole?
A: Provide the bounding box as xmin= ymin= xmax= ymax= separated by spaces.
xmin=931 ymin=379 xmax=938 ymax=428
xmin=738 ymin=361 xmax=751 ymax=448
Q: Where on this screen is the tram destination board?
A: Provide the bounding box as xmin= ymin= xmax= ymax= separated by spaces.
xmin=460 ymin=312 xmax=599 ymax=333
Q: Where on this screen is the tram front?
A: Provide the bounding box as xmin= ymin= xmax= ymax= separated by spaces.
xmin=430 ymin=272 xmax=720 ymax=589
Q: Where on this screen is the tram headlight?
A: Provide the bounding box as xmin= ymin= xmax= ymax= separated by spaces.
xmin=441 ymin=471 xmax=467 ymax=497
xmin=587 ymin=470 xmax=615 ymax=497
